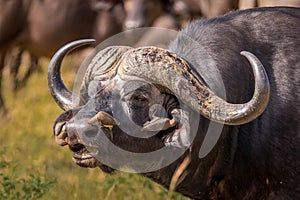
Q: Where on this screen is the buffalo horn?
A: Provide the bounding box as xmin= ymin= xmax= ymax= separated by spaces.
xmin=48 ymin=39 xmax=95 ymax=110
xmin=117 ymin=47 xmax=270 ymax=125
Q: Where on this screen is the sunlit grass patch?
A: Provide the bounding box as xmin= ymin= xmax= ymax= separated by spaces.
xmin=0 ymin=148 xmax=56 ymax=200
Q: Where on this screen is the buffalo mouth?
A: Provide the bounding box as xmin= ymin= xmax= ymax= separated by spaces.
xmin=53 ymin=116 xmax=98 ymax=168
xmin=70 ymin=145 xmax=98 ymax=168
xmin=73 ymin=147 xmax=93 ymax=160
xmin=71 ymin=144 xmax=115 ymax=173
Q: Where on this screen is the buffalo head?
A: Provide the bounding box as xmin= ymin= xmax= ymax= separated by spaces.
xmin=48 ymin=39 xmax=269 ymax=180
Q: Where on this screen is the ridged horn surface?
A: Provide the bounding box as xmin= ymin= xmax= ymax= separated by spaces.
xmin=79 ymin=45 xmax=133 ymax=105
xmin=117 ymin=47 xmax=270 ymax=125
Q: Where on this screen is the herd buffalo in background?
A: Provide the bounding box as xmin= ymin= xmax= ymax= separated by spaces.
xmin=1 ymin=0 xmax=300 ymax=112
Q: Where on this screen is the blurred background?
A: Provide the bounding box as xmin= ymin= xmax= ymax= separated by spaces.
xmin=1 ymin=0 xmax=299 ymax=199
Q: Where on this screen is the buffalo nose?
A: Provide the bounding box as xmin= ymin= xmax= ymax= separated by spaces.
xmin=65 ymin=118 xmax=99 ymax=147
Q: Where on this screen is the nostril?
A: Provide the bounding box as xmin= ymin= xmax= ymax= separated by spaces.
xmin=54 ymin=121 xmax=66 ymax=137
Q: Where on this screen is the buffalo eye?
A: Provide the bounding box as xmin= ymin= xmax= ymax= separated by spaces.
xmin=131 ymin=95 xmax=149 ymax=107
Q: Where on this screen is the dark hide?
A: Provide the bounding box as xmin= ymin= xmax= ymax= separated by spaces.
xmin=53 ymin=7 xmax=300 ymax=199
xmin=167 ymin=7 xmax=300 ymax=199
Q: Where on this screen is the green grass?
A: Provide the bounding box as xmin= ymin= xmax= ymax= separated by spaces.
xmin=0 ymin=57 xmax=188 ymax=200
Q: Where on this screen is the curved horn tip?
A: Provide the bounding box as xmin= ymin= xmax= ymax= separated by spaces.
xmin=236 ymin=50 xmax=270 ymax=124
xmin=240 ymin=50 xmax=251 ymax=56
xmin=240 ymin=51 xmax=263 ymax=66
xmin=240 ymin=51 xmax=259 ymax=61
xmin=48 ymin=39 xmax=95 ymax=111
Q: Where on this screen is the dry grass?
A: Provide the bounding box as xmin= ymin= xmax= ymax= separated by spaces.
xmin=0 ymin=56 xmax=187 ymax=200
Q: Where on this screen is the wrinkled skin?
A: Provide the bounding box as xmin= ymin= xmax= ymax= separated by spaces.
xmin=54 ymin=77 xmax=193 ymax=171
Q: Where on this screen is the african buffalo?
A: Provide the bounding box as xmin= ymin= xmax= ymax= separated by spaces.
xmin=123 ymin=0 xmax=179 ymax=30
xmin=49 ymin=7 xmax=300 ymax=199
xmin=239 ymin=0 xmax=300 ymax=10
xmin=197 ymin=0 xmax=238 ymax=18
xmin=0 ymin=0 xmax=123 ymax=112
xmin=172 ymin=0 xmax=238 ymax=20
